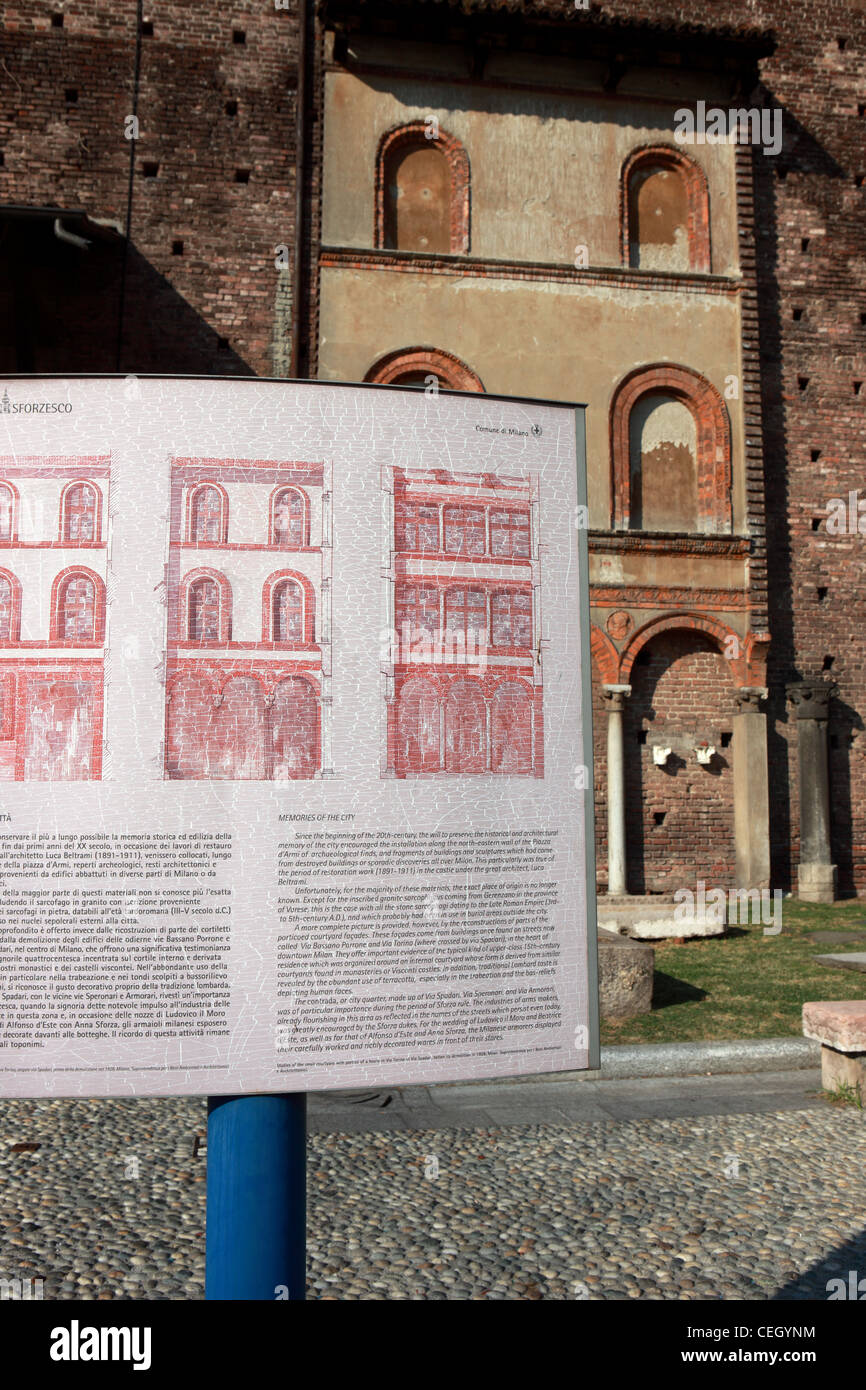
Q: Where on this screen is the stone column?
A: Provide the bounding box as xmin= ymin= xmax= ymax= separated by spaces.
xmin=602 ymin=684 xmax=631 ymax=897
xmin=787 ymin=680 xmax=837 ymax=903
xmin=732 ymin=687 xmax=771 ymax=889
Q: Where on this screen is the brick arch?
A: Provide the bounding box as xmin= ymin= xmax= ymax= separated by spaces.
xmin=180 ymin=566 xmax=232 ymax=644
xmin=166 ymin=669 xmax=218 ymax=703
xmin=49 ymin=565 xmax=106 ymax=644
xmin=620 ymin=612 xmax=744 ymax=686
xmin=620 ymin=144 xmax=710 ymax=273
xmin=610 ymin=363 xmax=731 ymax=532
xmin=375 ymin=121 xmax=470 ymax=254
xmin=261 ymin=569 xmax=316 ymax=645
xmin=590 ymin=623 xmax=620 ymax=685
xmin=216 ymin=670 xmax=268 ymax=700
xmin=365 ymin=346 xmax=485 ymax=393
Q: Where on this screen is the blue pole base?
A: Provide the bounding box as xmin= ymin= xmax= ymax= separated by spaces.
xmin=205 ymin=1093 xmax=306 ymax=1301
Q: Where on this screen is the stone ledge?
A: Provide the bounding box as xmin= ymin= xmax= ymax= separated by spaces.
xmin=802 ymin=1000 xmax=866 ymax=1053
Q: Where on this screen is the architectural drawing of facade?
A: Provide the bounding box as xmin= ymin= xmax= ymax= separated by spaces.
xmin=382 ymin=466 xmax=543 ymax=777
xmin=0 ymin=454 xmax=109 ymax=781
xmin=164 ymin=458 xmax=332 ymax=780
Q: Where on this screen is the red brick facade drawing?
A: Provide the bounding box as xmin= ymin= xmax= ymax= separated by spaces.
xmin=0 ymin=457 xmax=109 ymax=781
xmin=383 ymin=467 xmax=543 ymax=777
xmin=165 ymin=459 xmax=331 ymax=780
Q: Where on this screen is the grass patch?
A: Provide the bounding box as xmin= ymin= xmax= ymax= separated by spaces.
xmin=599 ymin=900 xmax=866 ymax=1046
xmin=822 ymin=1080 xmax=863 ymax=1109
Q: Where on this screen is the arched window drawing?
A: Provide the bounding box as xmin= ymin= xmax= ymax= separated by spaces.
xmin=366 ymin=347 xmax=484 ymax=392
xmin=50 ymin=567 xmax=105 ymax=643
xmin=272 ymin=578 xmax=304 ymax=643
xmin=445 ymin=587 xmax=486 ymax=640
xmin=444 ymin=505 xmax=485 ymax=556
xmin=188 ymin=484 xmax=228 ymax=543
xmin=395 ymin=500 xmax=440 ymax=552
xmin=62 ymin=575 xmax=95 ymax=640
xmin=51 ymin=570 xmax=104 ymax=643
xmin=0 ymin=482 xmax=19 ymax=542
xmin=183 ymin=568 xmax=232 ymax=644
xmin=61 ymin=481 xmax=99 ymax=542
xmin=445 ymin=680 xmax=487 ymax=773
xmin=0 ymin=574 xmax=13 ymax=641
xmin=271 ymin=677 xmax=318 ymax=780
xmin=491 ymin=590 xmax=533 ymax=648
xmin=262 ymin=570 xmax=315 ymax=644
xmin=271 ymin=487 xmax=308 ymax=548
xmin=621 ymin=146 xmax=710 ymax=274
xmin=610 ymin=365 xmax=732 ymax=533
xmin=397 ymin=677 xmax=442 ymax=774
xmin=396 ymin=584 xmax=440 ymax=638
xmin=211 ymin=677 xmax=266 ymax=780
xmin=0 ymin=569 xmax=21 ymax=642
xmin=490 ymin=508 xmax=530 ymax=558
xmin=491 ymin=681 xmax=533 ymax=774
xmin=376 ymin=123 xmax=470 ymax=254
xmin=188 ymin=578 xmax=219 ymax=642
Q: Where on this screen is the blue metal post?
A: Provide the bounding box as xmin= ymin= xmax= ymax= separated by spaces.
xmin=205 ymin=1093 xmax=307 ymax=1300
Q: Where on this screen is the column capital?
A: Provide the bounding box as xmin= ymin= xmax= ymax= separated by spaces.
xmin=734 ymin=686 xmax=768 ymax=712
xmin=601 ymin=683 xmax=631 ymax=714
xmin=787 ymin=680 xmax=837 ymax=720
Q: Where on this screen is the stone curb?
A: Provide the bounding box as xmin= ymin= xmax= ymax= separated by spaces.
xmin=484 ymin=1037 xmax=820 ymax=1086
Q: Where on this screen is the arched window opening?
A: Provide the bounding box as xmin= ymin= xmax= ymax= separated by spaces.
xmin=188 ymin=577 xmax=220 ymax=642
xmin=376 ymin=124 xmax=470 ymax=255
xmin=0 ymin=484 xmax=16 ymax=542
xmin=621 ymin=147 xmax=710 ymax=274
xmin=272 ymin=488 xmax=307 ymax=547
xmin=492 ymin=590 xmax=533 ymax=648
xmin=628 ymin=165 xmax=690 ymax=272
xmin=190 ymin=485 xmax=225 ymax=543
xmin=628 ymin=394 xmax=698 ymax=532
xmin=63 ymin=483 xmax=98 ymax=542
xmin=610 ymin=365 xmax=731 ymax=533
xmin=0 ymin=574 xmax=14 ymax=640
xmin=60 ymin=574 xmax=96 ymax=641
xmin=273 ymin=579 xmax=304 ymax=644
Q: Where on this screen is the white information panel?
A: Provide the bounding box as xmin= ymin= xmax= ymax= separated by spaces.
xmin=0 ymin=376 xmax=597 ymax=1096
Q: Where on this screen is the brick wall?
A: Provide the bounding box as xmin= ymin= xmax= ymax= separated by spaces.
xmin=0 ymin=0 xmax=302 ymax=375
xmin=623 ymin=632 xmax=736 ymax=892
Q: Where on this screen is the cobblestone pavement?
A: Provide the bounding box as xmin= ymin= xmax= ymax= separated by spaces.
xmin=0 ymin=1096 xmax=863 ymax=1300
